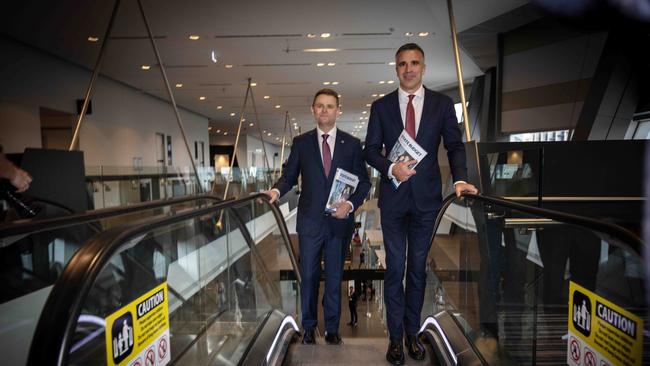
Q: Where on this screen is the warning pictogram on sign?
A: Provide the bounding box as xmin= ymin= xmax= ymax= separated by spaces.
xmin=584 ymin=349 xmax=596 ymax=366
xmin=145 ymin=347 xmax=155 ymax=366
xmin=158 ymin=336 xmax=168 ymax=360
xmin=570 ymin=337 xmax=581 ymax=363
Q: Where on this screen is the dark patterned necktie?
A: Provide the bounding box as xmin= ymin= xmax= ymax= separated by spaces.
xmin=322 ymin=133 xmax=331 ymax=177
xmin=406 ymin=94 xmax=416 ymax=138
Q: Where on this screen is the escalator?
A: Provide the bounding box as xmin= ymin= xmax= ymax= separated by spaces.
xmin=0 ymin=194 xmax=224 ymax=366
xmin=8 ymin=193 xmax=644 ymax=365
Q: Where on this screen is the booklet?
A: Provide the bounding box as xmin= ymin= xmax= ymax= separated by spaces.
xmin=387 ymin=130 xmax=428 ymax=188
xmin=325 ymin=168 xmax=359 ymax=214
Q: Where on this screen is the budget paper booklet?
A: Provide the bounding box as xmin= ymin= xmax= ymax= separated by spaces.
xmin=388 ymin=130 xmax=428 ymax=188
xmin=325 ymin=168 xmax=359 ymax=214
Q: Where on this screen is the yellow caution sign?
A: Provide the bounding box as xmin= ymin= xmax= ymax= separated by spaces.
xmin=568 ymin=281 xmax=643 ymax=366
xmin=104 ymin=282 xmax=170 ymax=366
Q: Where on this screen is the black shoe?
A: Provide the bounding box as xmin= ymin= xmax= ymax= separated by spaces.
xmin=346 ymin=322 xmax=353 ymax=326
xmin=405 ymin=334 xmax=425 ymax=360
xmin=386 ymin=340 xmax=405 ymax=365
xmin=301 ymin=329 xmax=316 ymax=344
xmin=324 ymin=332 xmax=343 ymax=345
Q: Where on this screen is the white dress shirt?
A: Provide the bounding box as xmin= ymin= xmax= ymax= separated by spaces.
xmin=272 ymin=125 xmax=355 ymax=212
xmin=398 ymin=84 xmax=425 ymax=135
xmin=388 ymin=85 xmax=466 ymax=186
xmin=317 ymin=126 xmax=337 ymax=163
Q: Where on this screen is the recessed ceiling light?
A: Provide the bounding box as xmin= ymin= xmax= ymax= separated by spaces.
xmin=217 ymin=105 xmax=223 ymax=109
xmin=242 ymin=118 xmax=246 ymax=122
xmin=211 ymin=50 xmax=218 ymax=63
xmin=379 ymin=93 xmax=385 ymax=97
xmin=405 ymin=32 xmax=414 ymax=37
xmin=223 ymin=132 xmax=228 ymax=135
xmin=307 ymin=33 xmax=316 ymax=38
xmin=366 ymin=104 xmax=371 ymax=107
xmin=291 ymin=118 xmax=296 ymax=121
xmin=327 ymin=62 xmax=336 ymax=66
xmin=249 ymin=123 xmax=254 ymax=127
xmin=250 ymin=82 xmax=257 ymax=87
xmin=371 ymin=94 xmax=378 ymax=97
xmin=359 ymin=117 xmax=364 ymax=120
xmin=199 ymin=96 xmax=206 ymax=100
xmin=362 ymin=111 xmax=367 ymax=114
xmin=294 ymin=126 xmax=299 ymax=130
xmin=389 ymin=61 xmax=396 ymax=66
xmin=225 ymin=64 xmax=233 ymax=69
xmin=263 ymin=130 xmax=267 ymax=133
xmin=338 ymin=94 xmax=342 ymax=98
xmin=267 ymin=132 xmax=272 ymax=136
xmin=87 ymin=36 xmax=99 ymax=42
xmin=275 ymin=105 xmax=281 ymax=109
xmin=276 ymin=137 xmax=280 ymax=141
xmin=316 ymin=62 xmax=325 ymax=67
xmin=323 ymin=81 xmax=331 ymax=85
xmin=264 ymin=95 xmax=270 ymax=99
xmin=175 ymin=83 xmax=183 ymax=88
xmin=230 ymin=112 xmax=236 ymax=116
xmin=387 ymin=80 xmax=395 ymax=84
xmin=189 ymin=35 xmax=200 ymax=40
xmin=216 ymin=129 xmax=221 ymax=133
xmin=303 ymin=48 xmax=339 ymax=53
xmin=141 ymin=65 xmax=151 ymax=70
xmin=338 ymin=111 xmax=342 ymax=115
xmin=418 ymin=32 xmax=429 ymax=37
xmin=208 ymin=126 xmax=212 ymax=130
xmin=379 ymin=81 xmax=386 ymax=84
xmin=331 ymin=81 xmax=339 ymax=85
xmin=320 ymin=33 xmax=331 ymax=38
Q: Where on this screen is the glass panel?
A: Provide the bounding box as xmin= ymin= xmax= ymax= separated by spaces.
xmin=483 ymin=147 xmax=542 ymax=198
xmin=0 ymin=198 xmax=215 ymax=366
xmin=427 ymin=197 xmax=646 ymax=365
xmin=66 ymin=199 xmax=297 ymax=365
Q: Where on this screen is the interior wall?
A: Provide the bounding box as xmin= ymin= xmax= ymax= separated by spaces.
xmin=500 ymin=19 xmax=607 ymax=134
xmin=0 ymin=37 xmax=209 ymax=168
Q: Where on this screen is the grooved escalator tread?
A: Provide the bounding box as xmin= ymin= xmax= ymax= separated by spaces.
xmin=283 ymin=337 xmax=434 ymax=365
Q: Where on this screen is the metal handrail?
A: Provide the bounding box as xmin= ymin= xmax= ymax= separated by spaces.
xmin=0 ymin=194 xmax=225 ymax=237
xmin=434 ymin=193 xmax=643 ymax=256
xmin=26 ymin=193 xmax=299 ymax=366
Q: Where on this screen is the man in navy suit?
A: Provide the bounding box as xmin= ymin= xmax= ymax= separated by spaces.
xmin=263 ymin=89 xmax=370 ymax=345
xmin=364 ymin=43 xmax=477 ymax=365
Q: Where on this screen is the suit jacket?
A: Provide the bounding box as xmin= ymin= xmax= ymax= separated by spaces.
xmin=363 ymin=87 xmax=467 ymax=212
xmin=274 ymin=128 xmax=371 ymax=238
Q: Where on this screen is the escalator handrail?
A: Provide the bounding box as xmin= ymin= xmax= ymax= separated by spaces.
xmin=26 ymin=193 xmax=298 ymax=366
xmin=435 ymin=193 xmax=643 ymax=256
xmin=0 ymin=193 xmax=226 ymax=237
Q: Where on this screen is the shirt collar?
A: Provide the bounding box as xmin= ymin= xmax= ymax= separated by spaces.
xmin=317 ymin=125 xmax=337 ymax=140
xmin=398 ymin=84 xmax=425 ymax=103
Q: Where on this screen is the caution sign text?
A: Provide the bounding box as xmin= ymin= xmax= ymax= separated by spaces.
xmin=568 ymin=281 xmax=643 ymax=366
xmin=105 ymin=282 xmax=171 ymax=366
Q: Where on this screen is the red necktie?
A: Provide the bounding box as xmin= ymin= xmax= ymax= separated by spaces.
xmin=322 ymin=134 xmax=332 ymax=177
xmin=405 ymin=94 xmax=416 ymax=139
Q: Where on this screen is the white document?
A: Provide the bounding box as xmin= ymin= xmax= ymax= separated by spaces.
xmin=387 ymin=130 xmax=428 ymax=188
xmin=325 ymin=168 xmax=359 ymax=214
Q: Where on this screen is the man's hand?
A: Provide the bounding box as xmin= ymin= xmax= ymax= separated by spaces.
xmin=10 ymin=167 xmax=32 ymax=193
xmin=392 ymin=159 xmax=417 ymax=182
xmin=260 ymin=189 xmax=279 ymax=204
xmin=331 ymin=201 xmax=352 ymax=219
xmin=454 ymin=182 xmax=478 ymax=197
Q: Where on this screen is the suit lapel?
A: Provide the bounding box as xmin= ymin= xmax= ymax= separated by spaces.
xmin=416 ymin=88 xmax=433 ymax=145
xmin=309 ymin=129 xmax=328 ymax=179
xmin=389 ymin=91 xmax=403 ymax=132
xmin=330 ymin=133 xmax=345 ymax=181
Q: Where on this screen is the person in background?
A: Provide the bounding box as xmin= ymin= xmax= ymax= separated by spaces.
xmin=347 ymin=285 xmax=358 ymax=326
xmin=0 ymin=146 xmax=32 ymax=193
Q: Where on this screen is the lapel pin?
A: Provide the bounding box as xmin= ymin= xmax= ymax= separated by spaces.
xmin=341 ymin=139 xmax=345 ymax=144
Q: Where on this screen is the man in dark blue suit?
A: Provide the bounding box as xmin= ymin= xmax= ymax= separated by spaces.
xmin=364 ymin=43 xmax=477 ymax=365
xmin=263 ymin=89 xmax=370 ymax=345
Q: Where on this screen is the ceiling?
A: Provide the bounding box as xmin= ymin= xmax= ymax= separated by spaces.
xmin=1 ymin=0 xmax=530 ymax=143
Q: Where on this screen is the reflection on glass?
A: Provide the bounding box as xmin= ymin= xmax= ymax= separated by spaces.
xmin=426 ymin=197 xmax=646 ymax=365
